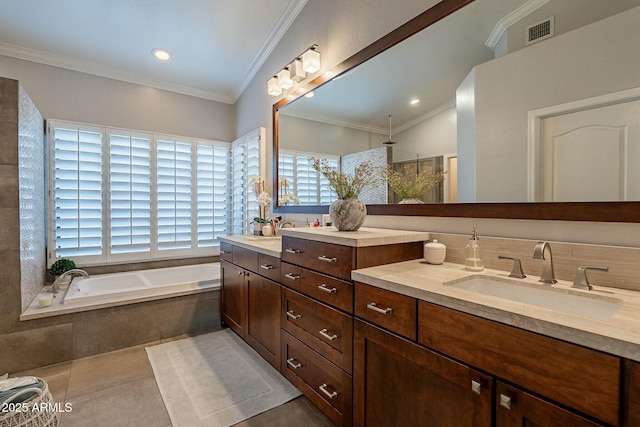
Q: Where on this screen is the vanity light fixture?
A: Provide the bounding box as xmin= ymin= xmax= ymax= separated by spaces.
xmin=410 ymin=98 xmax=420 ymax=105
xmin=152 ymin=48 xmax=171 ymax=61
xmin=267 ymin=76 xmax=282 ymax=96
xmin=267 ymin=44 xmax=320 ymax=96
xmin=304 ymin=91 xmax=315 ymax=98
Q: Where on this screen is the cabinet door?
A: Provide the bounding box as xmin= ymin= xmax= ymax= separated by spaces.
xmin=496 ymin=382 xmax=604 ymax=427
xmin=246 ymin=274 xmax=281 ymax=370
xmin=626 ymin=360 xmax=640 ymax=427
xmin=221 ymin=260 xmax=245 ymax=338
xmin=354 ymin=319 xmax=492 ymax=427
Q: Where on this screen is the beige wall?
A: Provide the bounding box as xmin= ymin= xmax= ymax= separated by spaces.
xmin=238 ymin=0 xmax=640 ymax=249
xmin=0 ymin=55 xmax=235 ymax=141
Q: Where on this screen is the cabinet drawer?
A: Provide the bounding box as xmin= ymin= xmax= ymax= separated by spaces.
xmin=282 ymin=331 xmax=352 ymax=427
xmin=281 ymin=262 xmax=353 ymax=313
xmin=282 ymin=236 xmax=355 ymax=280
xmin=258 ymin=253 xmax=281 ymax=282
xmin=354 ymin=282 xmax=417 ymax=340
xmin=282 ymin=287 xmax=353 ymax=373
xmin=418 ymin=301 xmax=620 ymax=426
xmin=233 ymin=245 xmax=259 ymax=273
xmin=219 ymin=242 xmax=233 ymax=262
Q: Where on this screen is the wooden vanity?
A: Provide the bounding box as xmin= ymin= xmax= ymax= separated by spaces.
xmin=220 ymin=229 xmax=640 ymax=426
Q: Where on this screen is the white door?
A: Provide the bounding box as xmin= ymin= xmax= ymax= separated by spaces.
xmin=539 ymin=100 xmax=640 ymax=201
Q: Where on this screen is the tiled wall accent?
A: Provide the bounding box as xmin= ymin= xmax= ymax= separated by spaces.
xmin=431 ymin=233 xmax=640 ymax=292
xmin=18 ymin=84 xmax=45 ymax=311
xmin=342 ymin=146 xmax=391 ymax=204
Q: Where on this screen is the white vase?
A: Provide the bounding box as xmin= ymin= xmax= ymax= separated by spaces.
xmin=261 ymin=224 xmax=273 ymax=236
xmin=330 ymin=197 xmax=366 ymax=231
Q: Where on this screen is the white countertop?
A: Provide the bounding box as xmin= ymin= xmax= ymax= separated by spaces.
xmin=218 ymin=235 xmax=282 ymax=257
xmin=352 ymin=260 xmax=640 ymax=362
xmin=278 ymin=226 xmax=431 ymax=247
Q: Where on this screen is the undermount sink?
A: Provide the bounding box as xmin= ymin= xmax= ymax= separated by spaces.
xmin=446 ymin=276 xmax=622 ymax=320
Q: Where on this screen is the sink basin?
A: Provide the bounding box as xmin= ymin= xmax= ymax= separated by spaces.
xmin=446 ymin=276 xmax=622 ymax=320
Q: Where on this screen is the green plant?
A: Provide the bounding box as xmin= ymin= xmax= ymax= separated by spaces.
xmin=49 ymin=258 xmax=76 ymax=276
xmin=385 ymin=166 xmax=446 ymax=200
xmin=310 ymin=157 xmax=383 ymax=199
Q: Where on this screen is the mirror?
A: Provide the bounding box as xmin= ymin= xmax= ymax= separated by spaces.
xmin=273 ymin=0 xmax=640 ymax=222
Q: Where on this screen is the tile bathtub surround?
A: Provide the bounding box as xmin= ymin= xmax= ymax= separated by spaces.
xmin=429 ymin=232 xmax=640 ymax=292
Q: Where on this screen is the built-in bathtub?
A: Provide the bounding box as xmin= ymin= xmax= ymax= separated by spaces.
xmin=21 ymin=263 xmax=220 ymax=320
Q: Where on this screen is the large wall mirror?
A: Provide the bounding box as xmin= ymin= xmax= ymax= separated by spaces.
xmin=273 ymin=0 xmax=640 ymax=222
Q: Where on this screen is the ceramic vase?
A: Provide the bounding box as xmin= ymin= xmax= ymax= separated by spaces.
xmin=330 ymin=197 xmax=366 ymax=231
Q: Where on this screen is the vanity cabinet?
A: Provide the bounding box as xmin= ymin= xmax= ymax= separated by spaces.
xmin=220 ymin=242 xmax=281 ymax=370
xmin=279 ymin=232 xmax=425 ymax=427
xmin=626 ymin=361 xmax=640 ymax=426
xmin=495 ymin=382 xmax=603 ymax=427
xmin=354 ymin=319 xmax=493 ymax=426
xmin=418 ymin=301 xmax=620 ymax=426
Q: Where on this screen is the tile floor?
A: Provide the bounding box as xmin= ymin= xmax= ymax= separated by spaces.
xmin=15 ymin=332 xmax=335 ymax=427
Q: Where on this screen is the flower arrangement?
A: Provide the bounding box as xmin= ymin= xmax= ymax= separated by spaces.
xmin=310 ymin=157 xmax=383 ymax=199
xmin=278 ymin=177 xmax=300 ymax=206
xmin=49 ymin=258 xmax=76 ymax=276
xmin=385 ymin=165 xmax=446 ymax=201
xmin=249 ymin=176 xmax=272 ymax=218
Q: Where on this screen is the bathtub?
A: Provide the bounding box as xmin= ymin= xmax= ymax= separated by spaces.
xmin=63 ymin=263 xmax=220 ymax=306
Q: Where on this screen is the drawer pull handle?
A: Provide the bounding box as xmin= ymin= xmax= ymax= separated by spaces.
xmin=237 ymin=271 xmax=246 ymax=276
xmin=318 ymin=284 xmax=337 ymax=294
xmin=286 ymin=358 xmax=302 ymax=369
xmin=285 ymin=248 xmax=301 ymax=254
xmin=286 ymin=310 xmax=301 ymax=320
xmin=471 ymin=380 xmax=481 ymax=395
xmin=499 ymin=394 xmax=512 ymax=410
xmin=220 ymin=250 xmax=230 ymax=254
xmin=318 ymin=255 xmax=337 ymax=263
xmin=260 ymin=264 xmax=274 ymax=270
xmin=319 ymin=328 xmax=338 ymax=341
xmin=284 ymin=273 xmax=300 ymax=281
xmin=319 ymin=383 xmax=338 ymax=399
xmin=367 ymin=302 xmax=393 ymax=315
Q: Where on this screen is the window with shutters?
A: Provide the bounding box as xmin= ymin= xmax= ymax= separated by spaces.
xmin=278 ymin=149 xmax=339 ymax=205
xmin=230 ymin=129 xmax=264 ymax=235
xmin=48 ymin=120 xmax=230 ymax=266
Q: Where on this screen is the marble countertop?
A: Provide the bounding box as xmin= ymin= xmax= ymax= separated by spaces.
xmin=218 ymin=235 xmax=282 ymax=257
xmin=278 ymin=226 xmax=431 ymax=247
xmin=352 ymin=260 xmax=640 ymax=362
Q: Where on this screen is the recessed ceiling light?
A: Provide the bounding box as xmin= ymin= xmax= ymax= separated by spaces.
xmin=410 ymin=98 xmax=420 ymax=105
xmin=152 ymin=48 xmax=171 ymax=61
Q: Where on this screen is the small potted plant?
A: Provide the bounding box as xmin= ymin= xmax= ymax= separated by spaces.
xmin=385 ymin=166 xmax=446 ymax=204
xmin=49 ymin=258 xmax=76 ymax=284
xmin=310 ymin=158 xmax=383 ymax=231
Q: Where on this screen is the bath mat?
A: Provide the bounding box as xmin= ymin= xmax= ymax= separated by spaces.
xmin=146 ymin=329 xmax=301 ymax=427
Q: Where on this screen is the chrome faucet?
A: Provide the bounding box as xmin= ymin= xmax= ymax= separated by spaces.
xmin=52 ymin=269 xmax=89 ymax=295
xmin=532 ymin=242 xmax=557 ymax=284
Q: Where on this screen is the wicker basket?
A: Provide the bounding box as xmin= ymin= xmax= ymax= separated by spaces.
xmin=0 ymin=379 xmax=60 ymax=427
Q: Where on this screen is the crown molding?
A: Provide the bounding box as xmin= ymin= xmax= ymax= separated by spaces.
xmin=485 ymin=0 xmax=550 ymax=50
xmin=0 ymin=41 xmax=235 ymax=103
xmin=233 ymin=0 xmax=309 ymax=101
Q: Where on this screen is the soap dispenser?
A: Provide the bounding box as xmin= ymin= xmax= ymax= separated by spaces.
xmin=465 ymin=225 xmax=484 ymax=271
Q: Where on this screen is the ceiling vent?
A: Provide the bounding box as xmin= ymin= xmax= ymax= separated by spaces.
xmin=526 ymin=16 xmax=554 ymax=45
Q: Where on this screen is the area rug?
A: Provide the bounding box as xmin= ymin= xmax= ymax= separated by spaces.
xmin=146 ymin=329 xmax=301 ymax=427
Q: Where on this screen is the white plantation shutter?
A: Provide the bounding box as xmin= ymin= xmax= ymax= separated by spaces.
xmin=157 ymin=139 xmax=192 ymax=251
xmin=48 ymin=120 xmax=233 ymax=265
xmin=231 ymin=130 xmax=263 ymax=235
xmin=196 ymin=143 xmax=229 ymax=247
xmin=109 ymin=132 xmax=151 ymax=255
xmin=52 ymin=125 xmax=103 ymax=259
xmin=279 ymin=150 xmax=339 ymax=205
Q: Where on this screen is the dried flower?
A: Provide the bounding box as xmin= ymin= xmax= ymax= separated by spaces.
xmin=310 ymin=157 xmax=383 ymax=199
xmin=385 ymin=165 xmax=446 ymax=200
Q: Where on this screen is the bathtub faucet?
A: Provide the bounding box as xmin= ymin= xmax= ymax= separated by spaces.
xmin=52 ymin=269 xmax=89 ymax=295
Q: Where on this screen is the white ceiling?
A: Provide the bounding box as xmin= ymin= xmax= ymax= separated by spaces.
xmin=0 ymin=0 xmax=307 ymax=103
